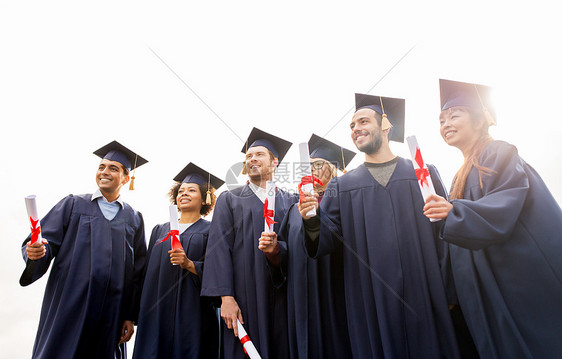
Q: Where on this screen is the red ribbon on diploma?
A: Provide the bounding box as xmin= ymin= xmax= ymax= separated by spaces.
xmin=30 ymin=217 xmax=41 ymax=244
xmin=298 ymin=175 xmax=323 ymax=193
xmin=240 ymin=335 xmax=251 ymax=355
xmin=159 ymin=229 xmax=183 ymax=250
xmin=414 ymin=148 xmax=430 ymax=188
xmin=264 ymin=199 xmax=276 ymax=228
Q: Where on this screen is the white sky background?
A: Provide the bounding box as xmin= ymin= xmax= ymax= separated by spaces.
xmin=1 ymin=1 xmax=561 ymax=357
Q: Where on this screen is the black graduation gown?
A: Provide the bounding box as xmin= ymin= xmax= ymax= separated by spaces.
xmin=132 ymin=219 xmax=218 ymax=359
xmin=279 ymin=200 xmax=352 ymax=359
xmin=441 ymin=140 xmax=562 ymax=359
xmin=201 ymin=184 xmax=297 ymax=359
xmin=19 ymin=194 xmax=146 ymax=359
xmin=309 ymin=158 xmax=460 ymax=359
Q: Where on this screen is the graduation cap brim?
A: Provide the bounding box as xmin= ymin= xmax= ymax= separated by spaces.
xmin=93 ymin=140 xmax=148 ymax=170
xmin=308 ymin=134 xmax=356 ymax=172
xmin=354 ymin=93 xmax=405 ymax=143
xmin=173 ymin=162 xmax=225 ymax=190
xmin=241 ymin=127 xmax=293 ymax=163
xmin=439 ymin=79 xmax=495 ymax=117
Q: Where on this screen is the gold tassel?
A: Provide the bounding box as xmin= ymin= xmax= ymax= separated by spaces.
xmin=129 ymin=154 xmax=138 ymax=191
xmin=483 ymin=107 xmax=496 ymax=126
xmin=242 ymin=161 xmax=247 ymax=175
xmin=381 ymin=113 xmax=393 ymax=131
xmin=205 ymin=173 xmax=212 ymax=205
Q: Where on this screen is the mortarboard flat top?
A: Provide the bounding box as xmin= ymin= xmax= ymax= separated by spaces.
xmin=93 ymin=140 xmax=148 ymax=170
xmin=354 ymin=93 xmax=406 ymax=143
xmin=173 ymin=162 xmax=225 ymax=190
xmin=308 ymin=134 xmax=356 ymax=172
xmin=439 ymin=79 xmax=495 ymax=118
xmin=241 ymin=127 xmax=292 ymax=163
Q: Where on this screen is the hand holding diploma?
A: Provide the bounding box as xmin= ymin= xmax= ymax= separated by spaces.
xmin=298 ymin=142 xmax=320 ymax=218
xmin=25 ymin=195 xmax=48 ymax=260
xmin=423 ymin=194 xmax=453 ymax=220
xmin=221 ymin=296 xmax=244 ymax=337
xmin=258 ymin=231 xmax=278 ymax=254
xmin=298 ymin=191 xmax=319 ymax=220
xmin=406 ymin=136 xmax=440 ymax=222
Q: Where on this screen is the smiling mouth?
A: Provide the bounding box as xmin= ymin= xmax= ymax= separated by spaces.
xmin=444 ymin=131 xmax=456 ymax=139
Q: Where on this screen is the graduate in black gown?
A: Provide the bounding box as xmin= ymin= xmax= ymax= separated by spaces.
xmin=133 ymin=163 xmax=223 ymax=359
xmin=278 ymin=134 xmax=355 ymax=359
xmin=201 ymin=128 xmax=297 ymax=359
xmin=299 ymin=95 xmax=461 ymax=359
xmin=20 ymin=141 xmax=148 ymax=359
xmin=424 ymin=79 xmax=562 ymax=358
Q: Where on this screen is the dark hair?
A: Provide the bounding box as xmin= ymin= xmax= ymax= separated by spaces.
xmin=168 ymin=182 xmax=217 ymax=216
xmin=449 ymin=108 xmax=496 ymax=200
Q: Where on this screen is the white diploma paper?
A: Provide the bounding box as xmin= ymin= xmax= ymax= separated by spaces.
xmin=237 ymin=319 xmax=262 ymax=359
xmin=406 ymin=135 xmax=440 ymax=222
xmin=298 ymin=142 xmax=317 ymax=217
xmin=25 ymin=195 xmax=42 ymax=244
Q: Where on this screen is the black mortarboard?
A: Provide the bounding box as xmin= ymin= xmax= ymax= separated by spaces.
xmin=439 ymin=79 xmax=496 ymax=125
xmin=93 ymin=140 xmax=148 ymax=170
xmin=308 ymin=134 xmax=356 ymax=172
xmin=173 ymin=162 xmax=225 ymax=190
xmin=354 ymin=94 xmax=406 ymax=143
xmin=241 ymin=127 xmax=293 ymax=163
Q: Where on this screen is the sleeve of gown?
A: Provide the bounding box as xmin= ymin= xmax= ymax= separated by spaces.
xmin=307 ymin=177 xmax=342 ymax=258
xmin=127 ymin=211 xmax=147 ymax=323
xmin=200 ymin=192 xmax=235 ymax=297
xmin=428 ymin=164 xmax=457 ymax=305
xmin=190 ymin=232 xmax=208 ymax=288
xmin=19 ymin=195 xmax=75 ymax=286
xmin=442 ymin=142 xmax=530 ymax=250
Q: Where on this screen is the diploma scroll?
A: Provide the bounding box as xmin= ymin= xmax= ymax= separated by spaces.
xmin=264 ymin=181 xmax=276 ymax=233
xmin=406 ymin=135 xmax=440 ymax=222
xmin=237 ymin=319 xmax=262 ymax=359
xmin=25 ymin=195 xmax=43 ymax=245
xmin=168 ymin=204 xmax=183 ymax=253
xmin=298 ymin=142 xmax=317 ymax=218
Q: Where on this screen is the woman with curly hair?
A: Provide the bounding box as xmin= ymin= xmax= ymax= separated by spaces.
xmin=133 ymin=163 xmax=224 ymax=359
xmin=424 ymin=79 xmax=562 ymax=358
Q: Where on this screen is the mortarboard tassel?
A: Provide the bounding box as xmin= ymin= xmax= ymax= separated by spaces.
xmin=129 ymin=155 xmax=138 ymax=190
xmin=474 ymin=84 xmax=496 ymax=126
xmin=205 ymin=173 xmax=212 ymax=205
xmin=379 ymin=96 xmax=393 ymax=132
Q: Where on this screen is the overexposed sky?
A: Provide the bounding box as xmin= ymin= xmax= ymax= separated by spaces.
xmin=1 ymin=1 xmax=561 ymax=357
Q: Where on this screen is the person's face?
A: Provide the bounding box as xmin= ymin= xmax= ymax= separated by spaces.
xmin=310 ymin=157 xmax=334 ymax=190
xmin=176 ymin=183 xmax=203 ymax=213
xmin=439 ymin=106 xmax=483 ymax=151
xmin=244 ymin=146 xmax=278 ymax=181
xmin=350 ymin=108 xmax=384 ymax=155
xmin=96 ymin=159 xmax=129 ymax=194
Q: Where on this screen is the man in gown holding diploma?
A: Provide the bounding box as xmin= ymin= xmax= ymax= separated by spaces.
xmin=20 ymin=141 xmax=148 ymax=359
xmin=201 ymin=128 xmax=297 ymax=359
xmin=278 ymin=134 xmax=355 ymax=359
xmin=299 ymin=95 xmax=460 ymax=358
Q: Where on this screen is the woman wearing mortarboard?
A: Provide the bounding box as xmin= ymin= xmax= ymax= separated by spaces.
xmin=133 ymin=163 xmax=224 ymax=359
xmin=424 ymin=79 xmax=562 ymax=358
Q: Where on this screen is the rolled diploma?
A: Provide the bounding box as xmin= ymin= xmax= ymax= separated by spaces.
xmin=25 ymin=195 xmax=43 ymax=244
xmin=237 ymin=319 xmax=261 ymax=359
xmin=169 ymin=204 xmax=182 ymax=253
xmin=264 ymin=181 xmax=276 ymax=233
xmin=298 ymin=142 xmax=317 ymax=217
xmin=406 ymin=135 xmax=440 ymax=222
